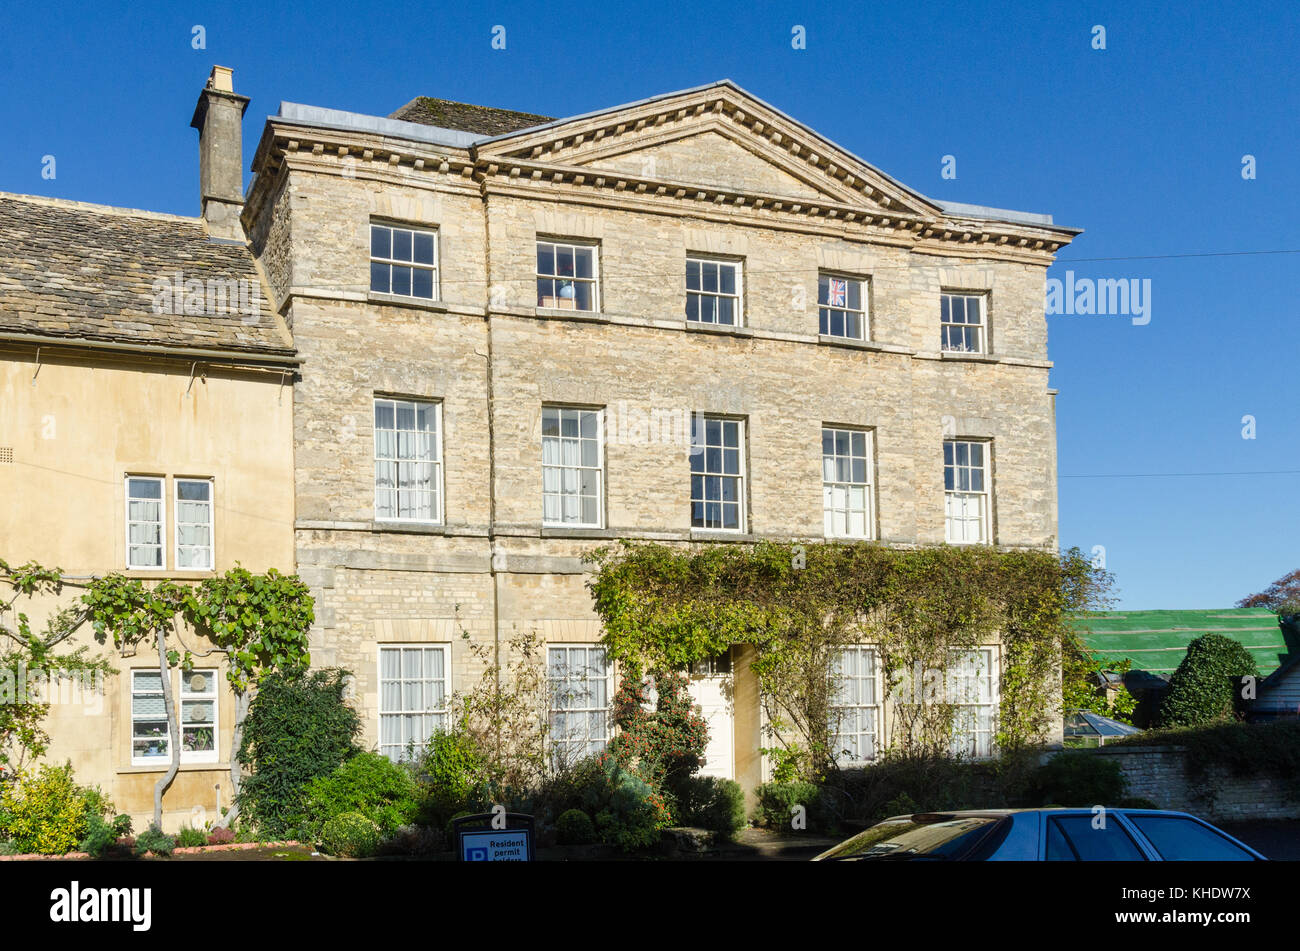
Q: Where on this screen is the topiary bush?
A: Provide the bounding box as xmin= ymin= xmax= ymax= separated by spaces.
xmin=680 ymin=776 xmax=746 ymax=838
xmin=754 ymin=781 xmax=828 ymax=833
xmin=1160 ymin=634 xmax=1260 ymax=727
xmin=134 ymin=824 xmax=176 ymax=857
xmin=237 ymin=668 xmax=362 ymax=837
xmin=556 ymin=808 xmax=597 ymax=845
xmin=1031 ymin=751 xmax=1127 ymax=806
xmin=302 ymin=752 xmax=420 ymax=840
xmin=319 ymin=811 xmax=380 ymax=858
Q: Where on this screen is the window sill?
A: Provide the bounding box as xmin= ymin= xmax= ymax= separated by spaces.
xmin=370 ymin=520 xmax=448 ymax=535
xmin=122 ymin=569 xmax=217 ymax=581
xmin=939 ymin=350 xmax=998 ymax=363
xmin=817 ymin=334 xmax=886 ymax=351
xmin=540 ymin=525 xmax=613 ymax=538
xmin=689 ymin=530 xmax=757 ymax=542
xmin=535 ymin=307 xmax=610 ymax=323
xmin=684 ymin=322 xmax=754 ymax=338
xmin=367 ymin=292 xmax=448 ymax=313
xmin=119 ymin=762 xmax=228 ymax=775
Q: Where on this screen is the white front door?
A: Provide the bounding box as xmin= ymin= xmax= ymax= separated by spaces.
xmin=689 ymin=664 xmax=735 ymax=781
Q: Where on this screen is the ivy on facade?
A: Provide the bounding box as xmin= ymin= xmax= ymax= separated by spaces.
xmin=586 ymin=541 xmax=1110 ymax=776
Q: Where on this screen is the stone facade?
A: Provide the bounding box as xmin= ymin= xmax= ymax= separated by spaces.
xmin=243 ymin=80 xmax=1077 ymax=790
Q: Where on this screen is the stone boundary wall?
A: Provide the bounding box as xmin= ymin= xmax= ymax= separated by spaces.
xmin=1089 ymin=745 xmax=1300 ymax=821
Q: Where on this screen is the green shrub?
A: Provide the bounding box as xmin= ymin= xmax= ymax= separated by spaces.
xmin=754 ymin=781 xmax=825 ymax=832
xmin=134 ymin=824 xmax=175 ymax=857
xmin=0 ymin=763 xmax=94 ymax=854
xmin=176 ymin=826 xmax=208 ymax=848
xmin=319 ymin=811 xmax=380 ymax=858
xmin=681 ymin=776 xmax=745 ymax=838
xmin=376 ymin=823 xmax=446 ymax=856
xmin=236 ymin=668 xmax=361 ymax=837
xmin=590 ymin=758 xmax=670 ymax=852
xmin=1160 ymin=633 xmax=1259 ymax=727
xmin=445 ymin=809 xmax=475 ymax=845
xmin=556 ymin=808 xmax=597 ymax=845
xmin=1031 ymin=751 xmax=1127 ymax=806
xmin=416 ymin=730 xmax=485 ymax=823
xmin=79 ymin=815 xmax=119 ymax=858
xmin=303 ymin=752 xmax=420 ymax=839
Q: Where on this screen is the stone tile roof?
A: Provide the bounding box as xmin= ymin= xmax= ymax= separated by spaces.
xmin=388 ymin=97 xmax=552 ymax=136
xmin=0 ymin=192 xmax=294 ymax=357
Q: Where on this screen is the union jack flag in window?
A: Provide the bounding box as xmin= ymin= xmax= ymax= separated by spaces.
xmin=828 ymin=277 xmax=847 ymax=307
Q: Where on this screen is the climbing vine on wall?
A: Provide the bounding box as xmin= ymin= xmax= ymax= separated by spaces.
xmin=586 ymin=542 xmax=1110 ymax=777
xmin=2 ymin=557 xmax=314 ymax=826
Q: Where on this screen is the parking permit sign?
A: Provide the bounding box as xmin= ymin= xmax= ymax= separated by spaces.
xmin=453 ymin=812 xmax=535 ymax=862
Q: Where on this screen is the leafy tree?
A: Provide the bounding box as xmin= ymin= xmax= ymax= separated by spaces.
xmin=1061 ymin=630 xmax=1137 ymax=724
xmin=1160 ymin=633 xmax=1259 ymax=727
xmin=607 ymin=663 xmax=708 ymax=815
xmin=1237 ymin=569 xmax=1300 ymax=615
xmin=0 ymin=560 xmax=115 ymax=775
xmin=3 ymin=556 xmax=313 ymax=828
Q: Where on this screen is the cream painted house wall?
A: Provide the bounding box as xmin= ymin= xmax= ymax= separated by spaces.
xmin=0 ymin=345 xmax=295 ymax=829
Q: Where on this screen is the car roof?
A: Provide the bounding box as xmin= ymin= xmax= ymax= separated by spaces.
xmin=881 ymin=808 xmax=1198 ymax=821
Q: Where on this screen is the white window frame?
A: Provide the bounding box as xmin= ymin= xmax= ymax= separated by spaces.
xmin=547 ymin=644 xmax=613 ymax=766
xmin=940 ymin=292 xmax=987 ymax=354
xmin=130 ymin=670 xmax=170 ymax=766
xmin=378 ymin=644 xmax=450 ymax=762
xmin=370 ymin=222 xmax=439 ymax=301
xmin=174 ymin=477 xmax=215 ymax=571
xmin=178 ymin=668 xmax=219 ymax=764
xmin=829 ymin=646 xmax=882 ymax=764
xmin=125 ymin=475 xmax=165 ymax=570
xmin=947 ymin=647 xmax=999 ymax=759
xmin=536 ymin=239 xmax=600 ymax=312
xmin=944 ymin=439 xmax=991 ymax=544
xmin=822 ymin=426 xmax=874 ymax=540
xmin=541 ymin=406 xmax=605 ymax=529
xmin=686 ymin=256 xmax=744 ymax=327
xmin=818 ymin=272 xmax=868 ymax=340
xmin=690 ymin=415 xmax=746 ymax=533
xmin=373 ymin=397 xmax=444 ymax=524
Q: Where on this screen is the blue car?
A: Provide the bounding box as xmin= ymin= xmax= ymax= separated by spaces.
xmin=812 ymin=808 xmax=1268 ymax=861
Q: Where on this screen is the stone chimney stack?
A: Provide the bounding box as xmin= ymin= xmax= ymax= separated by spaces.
xmin=190 ymin=66 xmax=250 ymax=240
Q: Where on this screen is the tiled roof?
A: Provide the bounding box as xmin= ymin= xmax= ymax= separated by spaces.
xmin=0 ymin=193 xmax=293 ymax=357
xmin=388 ymin=97 xmax=552 ymax=136
xmin=1072 ymin=607 xmax=1293 ymax=676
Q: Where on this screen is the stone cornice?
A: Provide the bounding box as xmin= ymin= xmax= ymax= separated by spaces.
xmin=246 ymin=97 xmax=1078 ymax=263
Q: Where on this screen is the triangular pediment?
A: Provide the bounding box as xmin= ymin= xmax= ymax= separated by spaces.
xmin=478 ymin=82 xmax=941 ymax=218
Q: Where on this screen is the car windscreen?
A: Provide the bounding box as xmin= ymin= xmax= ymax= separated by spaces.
xmin=818 ymin=816 xmax=1001 ymax=861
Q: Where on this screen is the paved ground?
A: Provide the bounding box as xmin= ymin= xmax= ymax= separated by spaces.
xmin=1215 ymin=821 xmax=1300 ymax=860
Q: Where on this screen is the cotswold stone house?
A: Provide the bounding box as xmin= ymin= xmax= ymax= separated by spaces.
xmin=1 ymin=67 xmax=1077 ymax=816
xmin=236 ymin=68 xmax=1077 ymax=790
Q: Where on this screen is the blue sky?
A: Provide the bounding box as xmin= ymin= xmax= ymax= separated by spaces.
xmin=3 ymin=0 xmax=1297 ymax=609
